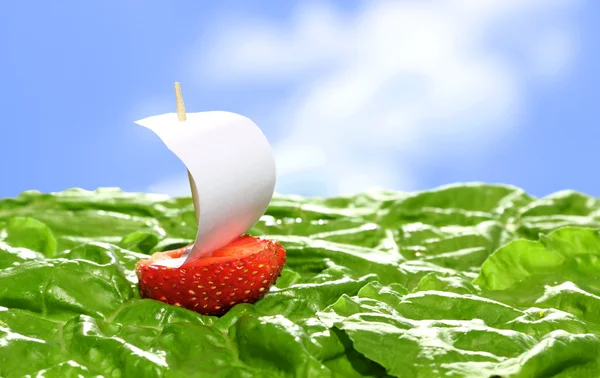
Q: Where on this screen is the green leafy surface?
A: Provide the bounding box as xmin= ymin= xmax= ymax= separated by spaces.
xmin=0 ymin=184 xmax=599 ymax=377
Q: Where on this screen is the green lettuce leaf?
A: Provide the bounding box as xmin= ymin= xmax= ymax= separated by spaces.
xmin=0 ymin=183 xmax=599 ymax=377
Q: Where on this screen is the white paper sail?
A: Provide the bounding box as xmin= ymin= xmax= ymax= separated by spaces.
xmin=136 ymin=111 xmax=276 ymax=267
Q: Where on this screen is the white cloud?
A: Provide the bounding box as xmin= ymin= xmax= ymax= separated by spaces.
xmin=530 ymin=30 xmax=574 ymax=77
xmin=149 ymin=0 xmax=579 ymax=197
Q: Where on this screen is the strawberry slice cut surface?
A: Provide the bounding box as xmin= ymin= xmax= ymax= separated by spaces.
xmin=136 ymin=235 xmax=286 ymax=315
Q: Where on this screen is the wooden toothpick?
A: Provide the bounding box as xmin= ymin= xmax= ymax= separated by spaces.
xmin=174 ymin=82 xmax=200 ymax=224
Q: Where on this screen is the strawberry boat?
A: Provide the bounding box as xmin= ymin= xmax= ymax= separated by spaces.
xmin=134 ymin=83 xmax=286 ymax=315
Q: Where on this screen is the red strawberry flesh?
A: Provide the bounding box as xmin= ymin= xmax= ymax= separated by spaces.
xmin=136 ymin=235 xmax=286 ymax=315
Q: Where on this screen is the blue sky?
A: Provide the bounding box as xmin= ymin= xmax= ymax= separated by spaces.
xmin=1 ymin=0 xmax=598 ymax=199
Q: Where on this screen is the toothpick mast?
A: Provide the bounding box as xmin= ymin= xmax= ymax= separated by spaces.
xmin=174 ymin=82 xmax=200 ymax=224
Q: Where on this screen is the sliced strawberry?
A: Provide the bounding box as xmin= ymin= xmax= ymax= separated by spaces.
xmin=135 ymin=235 xmax=286 ymax=315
